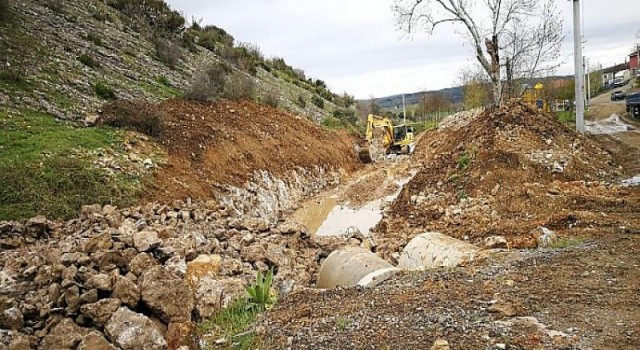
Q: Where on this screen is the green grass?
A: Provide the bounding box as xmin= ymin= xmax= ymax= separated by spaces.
xmin=556 ymin=111 xmax=575 ymax=123
xmin=549 ymin=236 xmax=586 ymax=249
xmin=410 ymin=120 xmax=438 ymax=134
xmin=0 ymin=110 xmax=142 ymax=220
xmin=198 ymin=299 xmax=261 ymax=350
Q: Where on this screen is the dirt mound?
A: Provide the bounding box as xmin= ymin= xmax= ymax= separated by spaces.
xmin=375 ymin=101 xmax=640 ymax=253
xmin=127 ymin=99 xmax=360 ymax=202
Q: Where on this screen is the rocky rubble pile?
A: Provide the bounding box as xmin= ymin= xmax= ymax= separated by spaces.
xmin=0 ymin=201 xmax=343 ymax=349
xmin=374 ymin=101 xmax=640 ymax=255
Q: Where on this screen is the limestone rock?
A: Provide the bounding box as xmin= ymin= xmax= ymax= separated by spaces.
xmin=78 ymin=331 xmax=118 ymax=350
xmin=194 ymin=277 xmax=245 ymax=319
xmin=40 ymin=318 xmax=88 ymax=350
xmin=140 ymin=266 xmax=195 ymax=323
xmin=484 ymin=236 xmax=508 ymax=249
xmin=128 ymin=253 xmax=157 ymax=277
xmin=0 ymin=307 xmax=23 ymax=330
xmin=166 ymin=322 xmax=197 ymax=350
xmin=0 ymin=330 xmax=31 ymax=350
xmin=133 ymin=230 xmax=162 ymax=252
xmin=86 ymin=273 xmax=112 ymax=291
xmin=185 ymin=254 xmax=221 ymax=289
xmin=533 ymin=227 xmax=558 ymax=248
xmin=113 ymin=277 xmax=140 ymax=308
xmin=80 ymin=298 xmax=121 ymax=327
xmin=431 ymin=339 xmax=450 ymax=350
xmin=105 ymin=307 xmax=166 ymax=350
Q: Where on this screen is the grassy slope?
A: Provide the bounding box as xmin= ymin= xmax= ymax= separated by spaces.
xmin=0 ymin=110 xmax=143 ymax=220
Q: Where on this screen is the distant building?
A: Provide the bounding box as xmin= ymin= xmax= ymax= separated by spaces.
xmin=630 ymin=51 xmax=639 ymax=76
xmin=601 ymin=63 xmax=629 ymax=86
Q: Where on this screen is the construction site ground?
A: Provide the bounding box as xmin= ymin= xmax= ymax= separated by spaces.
xmin=259 ymin=101 xmax=640 ymax=349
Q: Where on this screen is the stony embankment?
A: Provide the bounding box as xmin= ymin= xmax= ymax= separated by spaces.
xmin=0 ymin=200 xmax=362 ymax=349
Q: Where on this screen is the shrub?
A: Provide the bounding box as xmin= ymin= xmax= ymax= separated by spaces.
xmin=245 ymin=268 xmax=274 ymax=311
xmin=86 ymin=32 xmax=103 ymax=46
xmin=185 ymin=62 xmax=228 ymax=102
xmin=154 ymin=36 xmax=182 ymax=69
xmin=261 ymin=92 xmax=280 ymax=108
xmin=295 ymin=95 xmax=306 ymax=108
xmin=311 ymin=95 xmax=324 ymax=108
xmin=225 ymin=72 xmax=256 ymax=100
xmin=45 ymin=0 xmax=64 ymax=14
xmin=156 ymin=75 xmax=171 ymax=87
xmin=78 ymin=53 xmax=100 ymax=68
xmin=0 ymin=0 xmax=11 ymax=23
xmin=332 ymin=108 xmax=357 ymax=125
xmin=93 ymin=82 xmax=116 ymax=99
xmin=320 ymin=116 xmax=351 ymax=130
xmin=101 ymin=100 xmax=166 ymax=137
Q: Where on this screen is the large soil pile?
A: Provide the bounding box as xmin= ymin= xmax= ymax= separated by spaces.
xmin=106 ymin=99 xmax=361 ymax=203
xmin=375 ymin=101 xmax=640 ymax=254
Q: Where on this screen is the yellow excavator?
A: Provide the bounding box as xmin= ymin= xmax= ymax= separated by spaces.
xmin=356 ymin=114 xmax=415 ymax=163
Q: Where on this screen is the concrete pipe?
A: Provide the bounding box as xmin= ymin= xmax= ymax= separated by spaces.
xmin=398 ymin=232 xmax=479 ymax=270
xmin=316 ymin=247 xmax=400 ymax=289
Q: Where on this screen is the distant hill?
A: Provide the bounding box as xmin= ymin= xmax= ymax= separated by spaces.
xmin=371 ymin=86 xmax=464 ymax=109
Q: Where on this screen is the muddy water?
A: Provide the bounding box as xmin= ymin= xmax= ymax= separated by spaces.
xmin=292 ymin=169 xmax=416 ymax=237
xmin=621 ymin=176 xmax=640 ymax=187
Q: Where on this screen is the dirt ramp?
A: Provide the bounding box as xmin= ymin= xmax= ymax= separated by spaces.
xmin=140 ymin=99 xmax=360 ymax=206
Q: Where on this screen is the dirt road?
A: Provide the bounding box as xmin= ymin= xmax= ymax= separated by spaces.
xmin=587 ymin=83 xmax=632 ymax=121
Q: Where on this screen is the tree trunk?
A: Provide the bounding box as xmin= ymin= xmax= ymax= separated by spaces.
xmin=485 ymin=35 xmax=502 ymax=106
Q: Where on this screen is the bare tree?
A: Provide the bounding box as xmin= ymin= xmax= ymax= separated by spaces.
xmin=394 ymin=0 xmax=563 ymax=106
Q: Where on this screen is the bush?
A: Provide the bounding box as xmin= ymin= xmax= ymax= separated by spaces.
xmin=332 ymin=108 xmax=357 ymax=125
xmin=261 ymin=92 xmax=280 ymax=108
xmin=78 ymin=53 xmax=100 ymax=68
xmin=86 ymin=32 xmax=103 ymax=46
xmin=311 ymin=95 xmax=325 ymax=108
xmin=295 ymin=95 xmax=306 ymax=108
xmin=320 ymin=116 xmax=351 ymax=130
xmin=154 ymin=36 xmax=182 ymax=69
xmin=93 ymin=82 xmax=117 ymax=99
xmin=0 ymin=0 xmax=11 ymax=23
xmin=185 ymin=62 xmax=228 ymax=102
xmin=225 ymin=72 xmax=256 ymax=100
xmin=101 ymin=100 xmax=166 ymax=137
xmin=156 ymin=75 xmax=171 ymax=87
xmin=45 ymin=0 xmax=64 ymax=14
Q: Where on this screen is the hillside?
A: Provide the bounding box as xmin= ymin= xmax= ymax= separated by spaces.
xmin=0 ymin=0 xmax=351 ymax=122
xmin=0 ymin=0 xmax=362 ymax=221
xmin=374 ymin=86 xmax=464 ymax=109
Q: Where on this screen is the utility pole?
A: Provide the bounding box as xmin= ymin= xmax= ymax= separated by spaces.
xmin=402 ymin=94 xmax=407 ymax=126
xmin=571 ymin=0 xmax=585 ymax=133
xmin=585 ymin=57 xmax=591 ymax=107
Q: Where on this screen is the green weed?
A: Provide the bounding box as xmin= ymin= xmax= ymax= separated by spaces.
xmin=198 ymin=299 xmax=260 ymax=350
xmin=246 ymin=268 xmax=274 ymax=311
xmin=335 ymin=317 xmax=351 ymax=331
xmin=78 ymin=53 xmax=100 ymax=68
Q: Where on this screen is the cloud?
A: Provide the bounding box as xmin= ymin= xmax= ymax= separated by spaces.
xmin=166 ymin=0 xmax=640 ymax=99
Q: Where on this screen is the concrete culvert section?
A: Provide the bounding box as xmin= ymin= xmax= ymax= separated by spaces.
xmin=398 ymin=232 xmax=480 ymax=270
xmin=316 ymin=247 xmax=401 ymax=289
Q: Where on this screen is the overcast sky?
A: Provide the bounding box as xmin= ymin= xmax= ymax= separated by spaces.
xmin=166 ymin=0 xmax=639 ymax=99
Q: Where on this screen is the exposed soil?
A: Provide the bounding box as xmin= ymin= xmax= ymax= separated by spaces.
xmin=373 ymin=101 xmax=640 ymax=255
xmin=143 ymin=99 xmax=361 ymax=202
xmin=258 ymin=101 xmax=640 ymax=350
xmin=260 ymin=232 xmax=640 ymax=350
